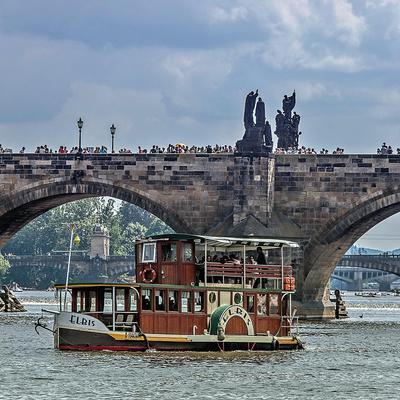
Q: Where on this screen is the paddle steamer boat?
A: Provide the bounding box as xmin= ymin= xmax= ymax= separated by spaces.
xmin=42 ymin=234 xmax=302 ymax=351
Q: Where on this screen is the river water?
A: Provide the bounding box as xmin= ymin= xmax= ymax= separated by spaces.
xmin=1 ymin=291 xmax=400 ymax=400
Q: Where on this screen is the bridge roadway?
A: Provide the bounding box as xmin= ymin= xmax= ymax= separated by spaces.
xmin=3 ymin=152 xmax=400 ymax=318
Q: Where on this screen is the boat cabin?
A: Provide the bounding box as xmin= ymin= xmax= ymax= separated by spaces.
xmin=57 ymin=234 xmax=299 ymax=338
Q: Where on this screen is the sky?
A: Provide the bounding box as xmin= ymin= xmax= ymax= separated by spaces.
xmin=0 ymin=0 xmax=400 ymax=249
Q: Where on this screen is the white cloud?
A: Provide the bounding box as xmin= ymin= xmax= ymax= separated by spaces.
xmin=209 ymin=6 xmax=248 ymax=23
xmin=366 ymin=0 xmax=400 ymax=7
xmin=331 ymin=0 xmax=367 ymax=46
xmin=261 ymin=37 xmax=363 ymax=72
xmin=288 ymin=81 xmax=340 ymax=101
xmin=161 ymin=50 xmax=233 ymax=88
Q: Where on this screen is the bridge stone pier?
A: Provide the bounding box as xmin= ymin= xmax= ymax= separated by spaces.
xmin=2 ymin=153 xmax=400 ymax=318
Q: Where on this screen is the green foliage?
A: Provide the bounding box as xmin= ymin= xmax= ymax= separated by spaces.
xmin=0 ymin=253 xmax=10 ymax=283
xmin=3 ymin=198 xmax=173 ymax=256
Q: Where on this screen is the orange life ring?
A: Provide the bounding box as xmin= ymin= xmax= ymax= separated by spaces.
xmin=140 ymin=266 xmax=157 ymax=283
xmin=283 ymin=277 xmax=295 ymax=291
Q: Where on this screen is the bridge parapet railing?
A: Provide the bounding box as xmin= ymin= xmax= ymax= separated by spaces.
xmin=343 ymin=254 xmax=400 ymax=259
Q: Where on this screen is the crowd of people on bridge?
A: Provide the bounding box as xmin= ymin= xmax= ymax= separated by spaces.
xmin=9 ymin=144 xmax=236 ymax=155
xmin=139 ymin=144 xmax=235 ymax=154
xmin=377 ymin=142 xmax=400 ymax=155
xmin=1 ymin=142 xmax=349 ymax=156
xmin=274 ymin=146 xmax=345 ymax=155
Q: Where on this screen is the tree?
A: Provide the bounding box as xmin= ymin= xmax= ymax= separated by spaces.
xmin=0 ymin=254 xmax=10 ymax=284
xmin=2 ymin=197 xmax=173 ymax=256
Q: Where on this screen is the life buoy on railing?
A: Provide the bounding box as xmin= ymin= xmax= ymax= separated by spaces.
xmin=139 ymin=266 xmax=157 ymax=283
xmin=283 ymin=276 xmax=295 ymax=291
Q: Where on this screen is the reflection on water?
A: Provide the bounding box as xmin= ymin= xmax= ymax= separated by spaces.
xmin=1 ymin=292 xmax=400 ymax=400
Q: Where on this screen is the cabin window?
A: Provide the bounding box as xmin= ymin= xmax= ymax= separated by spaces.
xmin=257 ymin=294 xmax=268 ymax=316
xmin=194 ymin=291 xmax=204 ymax=312
xmin=182 ymin=243 xmax=193 ymax=262
xmin=234 ymin=292 xmax=243 ymax=305
xmin=142 ymin=289 xmax=152 ymax=311
xmin=168 ymin=290 xmax=179 ymax=311
xmin=246 ymin=295 xmax=255 ymax=313
xmin=103 ymin=289 xmax=113 ymax=313
xmin=136 ymin=244 xmax=142 ymax=265
xmin=269 ymin=294 xmax=279 ymax=315
xmin=76 ymin=290 xmax=82 ymax=312
xmin=89 ymin=290 xmax=96 ymax=312
xmin=155 ymin=290 xmax=166 ymax=311
xmin=142 ymin=243 xmax=156 ymax=263
xmin=116 ymin=288 xmax=125 ymax=311
xmin=129 ymin=289 xmax=138 ymax=312
xmin=181 ymin=291 xmax=192 ymax=312
xmin=161 ymin=243 xmax=177 ymax=262
xmin=81 ymin=291 xmax=86 ymax=312
xmin=208 ymin=292 xmax=217 ymax=304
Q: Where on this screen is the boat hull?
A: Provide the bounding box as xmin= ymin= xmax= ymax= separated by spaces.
xmin=56 ymin=326 xmax=301 ymax=352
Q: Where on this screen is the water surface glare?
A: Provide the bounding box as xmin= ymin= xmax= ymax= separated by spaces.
xmin=1 ymin=291 xmax=400 ymax=400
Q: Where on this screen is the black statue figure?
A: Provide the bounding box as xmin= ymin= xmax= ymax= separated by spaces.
xmin=274 ymin=92 xmax=301 ymax=150
xmin=263 ymin=120 xmax=273 ymax=151
xmin=255 ymin=97 xmax=265 ymax=127
xmin=237 ymin=89 xmax=272 ymax=154
xmin=292 ymin=111 xmax=300 ymax=131
xmin=275 ymin=110 xmax=285 ymax=133
xmin=282 ymin=91 xmax=296 ymax=119
xmin=243 ymin=89 xmax=258 ymax=129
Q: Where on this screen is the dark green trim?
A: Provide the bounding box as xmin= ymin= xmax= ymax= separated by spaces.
xmin=209 ymin=305 xmax=230 ymax=335
xmin=55 ymin=281 xmax=294 ymax=294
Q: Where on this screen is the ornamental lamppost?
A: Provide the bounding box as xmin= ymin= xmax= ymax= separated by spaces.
xmin=77 ymin=117 xmax=83 ymax=154
xmin=110 ymin=124 xmax=116 ymax=153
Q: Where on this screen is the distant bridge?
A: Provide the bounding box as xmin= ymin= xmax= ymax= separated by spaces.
xmin=5 ymin=254 xmax=135 ymax=278
xmin=339 ymin=255 xmax=400 ymax=276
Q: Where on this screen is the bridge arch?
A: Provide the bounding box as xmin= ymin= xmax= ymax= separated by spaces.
xmin=302 ymin=187 xmax=400 ymax=302
xmin=0 ymin=177 xmax=190 ymax=247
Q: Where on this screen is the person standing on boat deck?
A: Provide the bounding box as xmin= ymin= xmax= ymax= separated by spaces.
xmin=256 ymin=247 xmax=267 ymax=265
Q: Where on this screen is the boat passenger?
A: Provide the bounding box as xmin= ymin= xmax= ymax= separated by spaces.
xmin=248 ymin=256 xmax=257 ymax=265
xmin=256 ymin=247 xmax=267 ymax=265
xmin=229 ymin=254 xmax=241 ymax=265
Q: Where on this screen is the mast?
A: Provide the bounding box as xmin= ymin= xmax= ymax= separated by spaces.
xmin=63 ymin=225 xmax=75 ymax=311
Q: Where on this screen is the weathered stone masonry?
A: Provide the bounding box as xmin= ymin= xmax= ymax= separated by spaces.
xmin=0 ymin=153 xmax=273 ymax=245
xmin=274 ymin=154 xmax=400 ymax=316
xmin=2 ymin=152 xmax=400 ymax=317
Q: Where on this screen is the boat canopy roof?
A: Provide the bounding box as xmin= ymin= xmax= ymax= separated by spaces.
xmin=54 ymin=282 xmax=139 ymax=289
xmin=137 ymin=233 xmax=299 ymax=251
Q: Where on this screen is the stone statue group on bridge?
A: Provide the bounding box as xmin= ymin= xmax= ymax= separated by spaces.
xmin=236 ymin=89 xmax=301 ymax=154
xmin=275 ymin=92 xmax=301 ymax=150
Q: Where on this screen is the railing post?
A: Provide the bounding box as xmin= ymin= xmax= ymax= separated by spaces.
xmin=112 ymin=286 xmax=116 ymax=331
xmin=243 ymin=244 xmax=246 ymax=289
xmin=281 ymin=246 xmax=284 ymax=291
xmin=204 ymin=242 xmax=208 ymax=285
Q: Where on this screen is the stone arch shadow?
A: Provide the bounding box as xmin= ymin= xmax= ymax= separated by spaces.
xmin=302 ymin=187 xmax=400 ymax=302
xmin=0 ymin=177 xmax=191 ymax=247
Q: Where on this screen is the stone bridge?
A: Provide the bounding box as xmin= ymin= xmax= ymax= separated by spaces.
xmin=338 ymin=255 xmax=400 ymax=276
xmin=6 ymin=254 xmax=134 ymax=280
xmin=2 ymin=152 xmax=400 ymax=318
